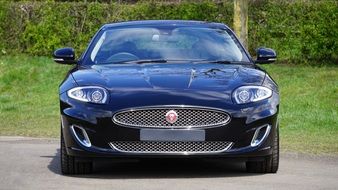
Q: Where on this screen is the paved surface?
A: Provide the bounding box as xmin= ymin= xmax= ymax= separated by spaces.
xmin=0 ymin=136 xmax=338 ymax=190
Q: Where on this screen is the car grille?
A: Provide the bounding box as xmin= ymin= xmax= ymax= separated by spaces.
xmin=109 ymin=141 xmax=233 ymax=153
xmin=112 ymin=107 xmax=230 ymax=128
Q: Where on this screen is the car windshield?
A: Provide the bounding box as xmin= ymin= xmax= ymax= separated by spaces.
xmin=88 ymin=26 xmax=250 ymax=64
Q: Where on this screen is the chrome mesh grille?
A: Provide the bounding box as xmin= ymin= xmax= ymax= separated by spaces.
xmin=109 ymin=141 xmax=233 ymax=153
xmin=113 ymin=107 xmax=230 ymax=128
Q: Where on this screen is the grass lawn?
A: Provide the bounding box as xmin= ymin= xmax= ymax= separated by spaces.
xmin=0 ymin=55 xmax=337 ymax=155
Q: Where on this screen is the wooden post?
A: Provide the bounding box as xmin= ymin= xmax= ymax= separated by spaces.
xmin=233 ymin=0 xmax=248 ymax=49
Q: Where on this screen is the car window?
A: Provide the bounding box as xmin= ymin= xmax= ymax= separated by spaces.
xmin=89 ymin=27 xmax=249 ymax=64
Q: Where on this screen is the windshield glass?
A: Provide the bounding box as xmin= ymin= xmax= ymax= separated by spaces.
xmin=88 ymin=26 xmax=250 ymax=64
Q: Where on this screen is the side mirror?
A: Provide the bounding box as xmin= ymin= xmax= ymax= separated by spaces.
xmin=255 ymin=47 xmax=277 ymax=64
xmin=53 ymin=48 xmax=77 ymax=64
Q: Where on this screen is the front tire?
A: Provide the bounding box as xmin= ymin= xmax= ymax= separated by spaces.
xmin=60 ymin=129 xmax=93 ymax=175
xmin=246 ymin=126 xmax=279 ymax=173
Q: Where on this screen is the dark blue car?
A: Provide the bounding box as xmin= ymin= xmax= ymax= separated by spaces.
xmin=54 ymin=20 xmax=279 ymax=175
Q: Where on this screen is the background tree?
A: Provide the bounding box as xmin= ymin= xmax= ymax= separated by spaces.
xmin=233 ymin=0 xmax=248 ymax=49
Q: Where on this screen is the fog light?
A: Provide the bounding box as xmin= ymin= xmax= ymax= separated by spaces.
xmin=251 ymin=124 xmax=271 ymax=147
xmin=71 ymin=125 xmax=92 ymax=147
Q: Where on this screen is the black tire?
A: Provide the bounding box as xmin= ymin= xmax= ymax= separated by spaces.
xmin=246 ymin=126 xmax=279 ymax=173
xmin=60 ymin=129 xmax=93 ymax=175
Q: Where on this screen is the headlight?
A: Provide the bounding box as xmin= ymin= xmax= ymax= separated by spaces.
xmin=233 ymin=86 xmax=272 ymax=104
xmin=67 ymin=86 xmax=109 ymax=104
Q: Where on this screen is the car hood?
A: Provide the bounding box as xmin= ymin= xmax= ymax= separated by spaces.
xmin=71 ymin=63 xmax=266 ymax=106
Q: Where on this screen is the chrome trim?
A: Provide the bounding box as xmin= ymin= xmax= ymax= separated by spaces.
xmin=112 ymin=105 xmax=231 ymax=129
xmin=109 ymin=141 xmax=233 ymax=154
xmin=71 ymin=125 xmax=92 ymax=147
xmin=250 ymin=124 xmax=271 ymax=147
xmin=53 ymin=58 xmax=64 ymax=62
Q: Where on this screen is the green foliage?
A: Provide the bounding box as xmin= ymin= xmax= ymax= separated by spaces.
xmin=0 ymin=0 xmax=337 ymax=64
xmin=249 ymin=0 xmax=338 ymax=64
xmin=0 ymin=1 xmax=232 ymax=55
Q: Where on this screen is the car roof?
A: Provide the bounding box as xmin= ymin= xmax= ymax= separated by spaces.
xmin=102 ymin=20 xmax=229 ymax=30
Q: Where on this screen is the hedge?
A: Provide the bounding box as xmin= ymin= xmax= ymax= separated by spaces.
xmin=0 ymin=0 xmax=337 ymax=64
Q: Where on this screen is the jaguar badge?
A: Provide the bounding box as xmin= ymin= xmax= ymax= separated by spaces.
xmin=165 ymin=110 xmax=178 ymax=124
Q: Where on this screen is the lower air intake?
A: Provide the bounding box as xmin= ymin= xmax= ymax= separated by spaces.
xmin=109 ymin=141 xmax=233 ymax=154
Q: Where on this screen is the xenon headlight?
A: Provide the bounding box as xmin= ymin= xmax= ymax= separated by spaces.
xmin=233 ymin=86 xmax=272 ymax=104
xmin=67 ymin=86 xmax=109 ymax=104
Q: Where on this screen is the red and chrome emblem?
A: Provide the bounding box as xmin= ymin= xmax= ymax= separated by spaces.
xmin=165 ymin=110 xmax=178 ymax=124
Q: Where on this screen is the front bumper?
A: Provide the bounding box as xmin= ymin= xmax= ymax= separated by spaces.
xmin=60 ymin=95 xmax=279 ymax=159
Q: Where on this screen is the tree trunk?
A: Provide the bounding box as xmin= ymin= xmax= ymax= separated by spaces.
xmin=233 ymin=0 xmax=248 ymax=49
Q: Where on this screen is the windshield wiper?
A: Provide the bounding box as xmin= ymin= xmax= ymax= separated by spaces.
xmin=193 ymin=60 xmax=251 ymax=64
xmin=125 ymin=59 xmax=205 ymax=64
xmin=98 ymin=59 xmax=219 ymax=65
xmin=124 ymin=59 xmax=168 ymax=64
xmin=97 ymin=59 xmax=167 ymax=65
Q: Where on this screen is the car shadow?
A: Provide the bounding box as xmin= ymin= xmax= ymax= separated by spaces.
xmin=45 ymin=148 xmax=262 ymax=179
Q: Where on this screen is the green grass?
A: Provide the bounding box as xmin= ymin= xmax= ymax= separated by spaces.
xmin=0 ymin=55 xmax=337 ymax=155
xmin=0 ymin=55 xmax=71 ymax=137
xmin=260 ymin=64 xmax=338 ymax=155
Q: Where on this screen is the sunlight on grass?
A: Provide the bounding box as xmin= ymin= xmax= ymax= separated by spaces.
xmin=261 ymin=64 xmax=338 ymax=155
xmin=0 ymin=55 xmax=337 ymax=154
xmin=0 ymin=55 xmax=71 ymax=137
